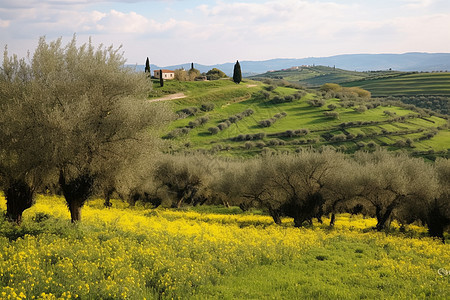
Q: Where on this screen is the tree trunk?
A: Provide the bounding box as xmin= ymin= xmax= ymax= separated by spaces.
xmin=68 ymin=199 xmax=83 ymax=222
xmin=5 ymin=180 xmax=35 ymax=225
xmin=269 ymin=208 xmax=282 ymax=225
xmin=59 ymin=170 xmax=93 ymax=223
xmin=293 ymin=216 xmax=303 ymax=228
xmin=103 ymin=188 xmax=114 ymax=208
xmin=329 ymin=199 xmax=341 ymax=227
xmin=427 ymin=200 xmax=447 ymax=242
xmin=176 ymin=198 xmax=184 ymax=209
xmin=375 ymin=200 xmax=397 ymax=231
xmin=330 ymin=213 xmax=336 ymax=227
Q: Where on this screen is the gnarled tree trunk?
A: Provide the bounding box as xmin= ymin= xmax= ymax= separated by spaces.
xmin=59 ymin=170 xmax=94 ymax=223
xmin=427 ymin=200 xmax=448 ymax=242
xmin=5 ymin=179 xmax=35 ymax=225
xmin=268 ymin=208 xmax=282 ymax=225
xmin=375 ymin=200 xmax=397 ymax=231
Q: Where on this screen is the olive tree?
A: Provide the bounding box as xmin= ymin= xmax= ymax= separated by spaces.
xmin=1 ymin=36 xmax=171 ymax=222
xmin=354 ymin=150 xmax=437 ymax=231
xmin=398 ymin=158 xmax=449 ymax=240
xmin=153 ymin=154 xmax=213 ymax=208
xmin=322 ymin=158 xmax=361 ymax=226
xmin=261 ymin=148 xmax=342 ymax=227
xmin=430 ymin=158 xmax=450 ymax=239
xmin=0 ymin=47 xmax=57 ymax=224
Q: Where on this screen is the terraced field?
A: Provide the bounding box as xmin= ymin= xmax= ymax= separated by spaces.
xmin=159 ymin=79 xmax=450 ymax=158
xmin=342 ymin=72 xmax=450 ymax=96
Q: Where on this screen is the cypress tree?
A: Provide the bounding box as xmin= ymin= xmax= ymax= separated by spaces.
xmin=145 ymin=57 xmax=151 ymax=75
xmin=191 ymin=62 xmax=194 ymax=70
xmin=233 ymin=60 xmax=242 ymax=84
xmin=159 ymin=69 xmax=164 ymax=87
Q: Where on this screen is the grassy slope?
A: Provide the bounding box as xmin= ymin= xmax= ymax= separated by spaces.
xmin=158 ymin=80 xmax=450 ymax=157
xmin=0 ymin=195 xmax=449 ymax=299
xmin=342 ymin=72 xmax=450 ymax=96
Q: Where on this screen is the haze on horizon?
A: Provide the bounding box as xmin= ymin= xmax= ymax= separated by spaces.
xmin=1 ymin=0 xmax=450 ymax=66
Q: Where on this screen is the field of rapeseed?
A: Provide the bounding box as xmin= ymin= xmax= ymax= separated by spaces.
xmin=0 ymin=195 xmax=449 ymax=299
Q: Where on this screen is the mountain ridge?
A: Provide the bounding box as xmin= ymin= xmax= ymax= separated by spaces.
xmin=130 ymin=52 xmax=450 ymax=76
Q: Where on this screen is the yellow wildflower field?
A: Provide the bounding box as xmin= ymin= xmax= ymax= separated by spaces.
xmin=0 ymin=195 xmax=448 ymax=299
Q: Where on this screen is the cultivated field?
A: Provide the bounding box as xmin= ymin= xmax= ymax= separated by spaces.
xmin=0 ymin=195 xmax=448 ymax=299
xmin=343 ymin=72 xmax=450 ymax=97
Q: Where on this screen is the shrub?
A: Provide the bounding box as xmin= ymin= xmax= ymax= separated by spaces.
xmin=346 ymin=133 xmax=356 ymax=140
xmin=330 ymin=134 xmax=346 ymax=142
xmin=384 ymin=110 xmax=396 ymax=117
xmin=268 ymin=139 xmax=285 ymax=146
xmin=188 ymin=120 xmax=200 ymax=128
xmin=307 ymin=99 xmax=325 ymax=107
xmin=356 ymin=142 xmax=365 ymax=148
xmin=254 ymin=132 xmax=266 ymax=140
xmin=265 ymin=85 xmax=276 ymax=91
xmin=355 ymin=105 xmax=367 ymax=113
xmin=228 ymin=116 xmax=238 ymax=123
xmin=217 ymin=122 xmax=229 ymax=131
xmin=327 ymin=104 xmax=337 ymax=111
xmin=284 ymin=95 xmax=294 ymax=102
xmin=323 ymin=111 xmax=340 ymax=119
xmin=293 ymin=92 xmax=304 ymax=100
xmin=208 ymin=127 xmax=220 ymax=134
xmin=256 ymin=141 xmax=266 ymax=148
xmin=394 ymin=140 xmax=407 ymax=147
xmin=259 ymin=119 xmax=275 ymax=127
xmin=200 ymin=103 xmax=215 ymax=112
xmin=243 ymin=108 xmax=254 ymax=116
xmin=367 ymin=141 xmax=377 ymax=148
xmin=197 ymin=116 xmax=209 ymax=125
xmin=244 ymin=142 xmax=254 ymax=150
xmin=180 ymin=107 xmax=198 ymax=116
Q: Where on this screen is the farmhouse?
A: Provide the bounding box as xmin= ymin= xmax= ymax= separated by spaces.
xmin=154 ymin=69 xmax=175 ymax=80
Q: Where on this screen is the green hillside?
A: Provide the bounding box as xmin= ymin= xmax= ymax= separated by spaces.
xmin=342 ymin=72 xmax=450 ymax=96
xmin=155 ymin=79 xmax=449 ymax=158
xmin=249 ymin=66 xmax=405 ymax=87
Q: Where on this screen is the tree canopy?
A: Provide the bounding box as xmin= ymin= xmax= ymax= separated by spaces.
xmin=233 ymin=60 xmax=242 ymax=84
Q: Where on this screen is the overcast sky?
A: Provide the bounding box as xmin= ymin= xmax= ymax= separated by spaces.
xmin=1 ymin=0 xmax=449 ymax=66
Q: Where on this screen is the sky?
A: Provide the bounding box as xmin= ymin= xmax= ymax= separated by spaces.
xmin=1 ymin=0 xmax=450 ymax=66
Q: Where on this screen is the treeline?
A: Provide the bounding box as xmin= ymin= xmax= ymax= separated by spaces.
xmin=140 ymin=149 xmax=449 ymax=240
xmin=386 ymin=95 xmax=450 ymax=116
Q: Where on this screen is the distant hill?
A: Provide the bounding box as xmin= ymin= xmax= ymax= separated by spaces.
xmin=342 ymin=72 xmax=450 ymax=97
xmin=129 ymin=53 xmax=450 ymax=76
xmin=248 ymin=65 xmax=408 ymax=87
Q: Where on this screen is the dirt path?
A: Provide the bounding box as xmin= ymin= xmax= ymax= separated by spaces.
xmin=247 ymin=84 xmax=257 ymax=87
xmin=148 ymin=92 xmax=186 ymax=102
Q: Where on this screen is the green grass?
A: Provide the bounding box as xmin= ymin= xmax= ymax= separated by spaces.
xmin=196 ymin=236 xmax=449 ymax=299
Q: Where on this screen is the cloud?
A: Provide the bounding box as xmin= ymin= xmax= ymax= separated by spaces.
xmin=1 ymin=0 xmax=449 ymax=65
xmin=402 ymin=0 xmax=435 ymax=9
xmin=0 ymin=19 xmax=10 ymax=28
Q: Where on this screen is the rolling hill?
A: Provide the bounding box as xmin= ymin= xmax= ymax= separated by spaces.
xmin=248 ymin=66 xmax=407 ymax=87
xmin=151 ymin=79 xmax=450 ymax=159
